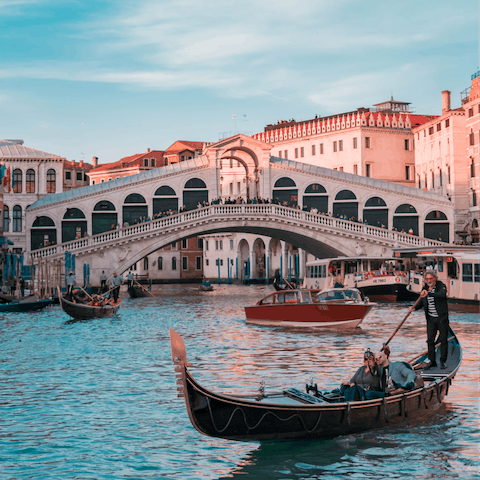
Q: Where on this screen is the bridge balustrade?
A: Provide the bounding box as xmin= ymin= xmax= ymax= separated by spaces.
xmin=29 ymin=204 xmax=445 ymax=260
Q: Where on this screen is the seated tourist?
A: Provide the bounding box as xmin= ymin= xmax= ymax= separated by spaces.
xmin=366 ymin=351 xmax=422 ymax=398
xmin=340 ymin=348 xmax=381 ymax=401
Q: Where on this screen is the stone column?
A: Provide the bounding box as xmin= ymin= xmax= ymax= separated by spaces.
xmin=281 ymin=242 xmax=288 ymax=278
xmin=249 ymin=249 xmax=255 ymax=279
xmin=298 ymin=248 xmax=306 ymax=281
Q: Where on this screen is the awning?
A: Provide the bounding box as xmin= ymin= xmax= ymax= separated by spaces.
xmin=0 ymin=237 xmax=14 ymax=245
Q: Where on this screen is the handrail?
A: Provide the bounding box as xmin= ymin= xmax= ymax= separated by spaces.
xmin=29 ymin=204 xmax=446 ymax=260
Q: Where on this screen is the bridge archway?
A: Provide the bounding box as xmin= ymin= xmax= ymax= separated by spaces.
xmin=154 ymin=186 xmax=178 ymax=215
xmin=363 ymin=196 xmax=388 ymax=227
xmin=123 ymin=193 xmax=148 ymax=225
xmin=393 ymin=204 xmax=418 ymax=235
xmin=62 ymin=208 xmax=87 ymax=243
xmin=92 ymin=200 xmax=117 ymax=234
xmin=31 ymin=216 xmax=56 ymax=250
xmin=221 ymin=146 xmax=260 ymax=199
xmin=334 ymin=190 xmax=358 ymax=220
xmin=183 ymin=178 xmax=208 ymax=210
xmin=303 ymin=183 xmax=328 ymax=213
xmin=424 ymin=210 xmax=449 ymax=242
xmin=273 ymin=177 xmax=298 ymax=206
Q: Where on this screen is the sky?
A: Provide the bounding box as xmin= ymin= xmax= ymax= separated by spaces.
xmin=0 ymin=0 xmax=478 ymax=165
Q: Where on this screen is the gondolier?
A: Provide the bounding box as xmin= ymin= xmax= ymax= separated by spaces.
xmin=408 ymin=271 xmax=449 ymax=370
xmin=125 ymin=271 xmax=134 ymax=290
xmin=100 ymin=271 xmax=107 ymax=293
xmin=110 ymin=271 xmax=123 ymax=303
xmin=66 ymin=271 xmax=76 ymax=299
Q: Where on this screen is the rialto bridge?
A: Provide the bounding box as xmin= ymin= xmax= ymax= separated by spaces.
xmin=26 ymin=135 xmax=452 ymax=284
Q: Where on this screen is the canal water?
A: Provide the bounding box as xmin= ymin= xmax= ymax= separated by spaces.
xmin=1 ymin=285 xmax=479 ymax=479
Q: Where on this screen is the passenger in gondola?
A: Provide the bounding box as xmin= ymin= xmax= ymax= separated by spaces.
xmin=367 ymin=351 xmax=422 ymax=398
xmin=340 ymin=348 xmax=381 ymax=401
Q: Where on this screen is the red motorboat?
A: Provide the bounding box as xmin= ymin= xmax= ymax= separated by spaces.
xmin=245 ymin=288 xmax=374 ymax=328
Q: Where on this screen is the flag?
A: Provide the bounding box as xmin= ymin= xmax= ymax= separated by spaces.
xmin=3 ymin=166 xmax=12 ymax=193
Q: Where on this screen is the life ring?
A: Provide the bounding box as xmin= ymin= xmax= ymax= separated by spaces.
xmin=394 ymin=276 xmax=401 ymax=283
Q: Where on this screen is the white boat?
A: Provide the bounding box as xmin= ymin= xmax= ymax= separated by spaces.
xmin=393 ymin=246 xmax=480 ymax=312
xmin=304 ymin=256 xmax=415 ymax=302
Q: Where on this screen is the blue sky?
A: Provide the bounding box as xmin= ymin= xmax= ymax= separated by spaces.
xmin=0 ymin=0 xmax=478 ymax=165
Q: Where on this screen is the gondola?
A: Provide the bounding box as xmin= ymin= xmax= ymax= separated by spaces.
xmin=127 ymin=284 xmax=152 ymax=298
xmin=0 ymin=298 xmax=54 ymax=313
xmin=58 ymin=288 xmax=121 ymax=320
xmin=170 ymin=327 xmax=461 ymax=441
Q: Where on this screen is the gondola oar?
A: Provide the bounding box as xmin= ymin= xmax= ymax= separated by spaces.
xmin=78 ymin=286 xmax=94 ymax=301
xmin=382 ymin=295 xmax=423 ymax=352
xmin=99 ymin=286 xmax=117 ymax=299
xmin=282 ymin=277 xmax=295 ymax=289
xmin=134 ymin=279 xmax=155 ymax=297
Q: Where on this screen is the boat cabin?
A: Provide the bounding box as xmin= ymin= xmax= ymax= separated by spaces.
xmin=257 ymin=288 xmax=364 ymax=305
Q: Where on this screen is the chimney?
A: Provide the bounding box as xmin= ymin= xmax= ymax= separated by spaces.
xmin=79 ymin=160 xmax=83 ymax=168
xmin=442 ymin=90 xmax=451 ymax=114
xmin=147 ymin=148 xmax=151 ymax=153
xmin=92 ymin=156 xmax=98 ymax=168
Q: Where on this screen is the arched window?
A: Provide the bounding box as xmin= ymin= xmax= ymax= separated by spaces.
xmin=33 ymin=216 xmax=55 ymax=227
xmin=63 ymin=208 xmax=86 ymax=219
xmin=304 ymin=183 xmax=326 ymax=194
xmin=154 ymin=186 xmax=176 ymax=195
xmin=13 ymin=205 xmax=22 ymax=232
xmin=395 ymin=204 xmax=417 ymax=214
xmin=303 ymin=183 xmax=328 ymax=213
xmin=335 ymin=190 xmax=356 ymax=200
xmin=425 ymin=211 xmax=448 ymax=220
xmin=47 ymin=169 xmax=56 ymax=194
xmin=154 ymin=185 xmax=178 ymax=215
xmin=157 ymin=256 xmax=163 ymax=270
xmin=393 ymin=204 xmax=418 ymax=235
xmin=94 ymin=200 xmax=116 ymax=211
xmin=363 ymin=197 xmax=388 ymax=227
xmin=92 ymin=201 xmax=117 ymax=235
xmin=172 ymin=257 xmax=177 ymax=270
xmin=424 ymin=211 xmax=449 ymax=242
xmin=31 ymin=216 xmax=56 ymax=250
xmin=184 ymin=178 xmax=207 ymax=189
xmin=274 ymin=177 xmax=296 ymax=188
xmin=13 ymin=169 xmax=22 ymax=193
xmin=124 ymin=193 xmax=146 ymax=203
xmin=365 ymin=197 xmax=386 ymax=207
xmin=26 ymin=169 xmax=35 ymax=193
xmin=3 ymin=206 xmax=9 ymax=232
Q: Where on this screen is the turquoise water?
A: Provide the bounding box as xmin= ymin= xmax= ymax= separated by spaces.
xmin=1 ymin=284 xmax=479 ymax=479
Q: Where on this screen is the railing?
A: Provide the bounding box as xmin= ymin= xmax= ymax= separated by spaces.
xmin=29 ymin=204 xmax=445 ymax=260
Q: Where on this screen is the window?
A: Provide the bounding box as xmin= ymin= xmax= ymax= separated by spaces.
xmin=353 ymin=137 xmax=357 ymax=149
xmin=13 ymin=205 xmax=22 ymax=232
xmin=462 ymin=263 xmax=473 ymax=282
xmin=470 ymin=131 xmax=475 ymax=146
xmin=300 ymin=147 xmax=304 ymax=157
xmin=284 ymin=150 xmax=288 ymax=159
xmin=472 ymin=190 xmax=477 ymax=207
xmin=320 ymin=143 xmax=324 ymax=154
xmin=404 ymin=139 xmax=409 ymax=151
xmin=143 ymin=257 xmax=149 ymax=270
xmin=353 ymin=165 xmax=358 ymax=175
xmin=312 ymin=145 xmax=316 ymax=155
xmin=197 ymin=238 xmax=203 ymax=249
xmin=171 ymin=241 xmax=177 ymax=250
xmin=431 ymin=171 xmax=435 ymax=189
xmin=448 ymin=166 xmax=451 ymax=184
xmin=84 ymin=173 xmax=88 ymax=181
xmin=278 ymin=151 xmax=282 ymax=158
xmin=469 ymin=108 xmax=474 ymax=117
xmin=215 ymin=240 xmax=219 ymax=250
xmin=65 ymin=171 xmax=71 ymax=181
xmin=474 ymin=264 xmax=480 ymax=282
xmin=3 ymin=206 xmax=9 ymax=232
xmin=196 ymin=256 xmax=202 ymax=270
xmin=295 ymin=148 xmax=298 ymax=158
xmin=144 ymin=158 xmax=148 ymax=166
xmin=182 ymin=239 xmax=187 ymax=249
xmin=150 ymin=158 xmax=156 ymax=167
xmin=436 ymin=123 xmax=441 ymax=132
xmin=333 ymin=141 xmax=337 ymax=152
xmin=13 ymin=169 xmax=22 ymax=193
xmin=158 ymin=256 xmax=163 ymax=270
xmin=424 ymin=130 xmax=426 ymax=137
xmin=230 ymin=239 xmax=234 ymax=250
xmin=429 ymin=126 xmax=434 ymax=135
xmin=172 ymin=257 xmax=177 ymax=270
xmin=366 ymin=164 xmax=371 ymax=177
xmin=46 ymin=169 xmax=56 ymax=193
xmin=339 ymin=167 xmax=344 ymax=171
xmin=339 ymin=140 xmax=343 ymax=151
xmin=219 ymin=240 xmax=223 ymax=250
xmin=405 ymin=165 xmax=410 ymax=180
xmin=471 ymin=158 xmax=475 ymax=177
xmin=445 ymin=119 xmax=450 ymax=128
xmin=26 ymin=169 xmax=35 ymax=193
xmin=206 ymin=259 xmax=209 ymax=266
xmin=439 ymin=168 xmax=443 ymax=186
xmin=182 ymin=256 xmax=188 ymax=270
xmin=365 ymin=137 xmax=370 ymax=148
xmin=205 ymin=240 xmax=209 ymax=250
xmin=76 ymin=172 xmax=82 ymax=181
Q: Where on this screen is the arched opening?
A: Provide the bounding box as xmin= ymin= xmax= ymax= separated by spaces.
xmin=3 ymin=206 xmax=9 ymax=232
xmin=46 ymin=169 xmax=56 ymax=194
xmin=183 ymin=178 xmax=208 ymax=211
xmin=92 ymin=200 xmax=117 ymax=235
xmin=303 ymin=183 xmax=328 ymax=213
xmin=153 ymin=185 xmax=178 ymax=215
xmin=363 ymin=196 xmax=388 ymax=227
xmin=252 ymin=238 xmax=266 ymax=279
xmin=62 ymin=208 xmax=87 ymax=243
xmin=238 ymin=239 xmax=250 ymax=281
xmin=26 ymin=169 xmax=35 ymax=193
xmin=272 ymin=177 xmax=298 ymax=207
xmin=13 ymin=169 xmax=22 ymax=193
xmin=333 ymin=190 xmax=358 ymax=220
xmin=424 ymin=210 xmax=449 ymax=242
xmin=12 ymin=205 xmax=22 ymax=232
xmin=31 ymin=216 xmax=57 ymax=250
xmin=123 ymin=193 xmax=148 ymax=225
xmin=393 ymin=204 xmax=418 ymax=235
xmin=267 ymin=238 xmax=282 ymax=279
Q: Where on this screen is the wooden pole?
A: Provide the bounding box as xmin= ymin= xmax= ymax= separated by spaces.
xmin=78 ymin=285 xmax=94 ymax=301
xmin=134 ymin=279 xmax=155 ymax=297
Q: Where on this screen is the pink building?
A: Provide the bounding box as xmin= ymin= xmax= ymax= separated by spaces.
xmin=252 ymin=99 xmax=436 ymax=187
xmin=413 ymin=72 xmax=480 ymax=244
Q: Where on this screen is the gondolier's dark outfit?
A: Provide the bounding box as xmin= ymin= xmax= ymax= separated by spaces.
xmin=110 ymin=274 xmax=123 ymax=302
xmin=414 ymin=280 xmax=449 ymax=366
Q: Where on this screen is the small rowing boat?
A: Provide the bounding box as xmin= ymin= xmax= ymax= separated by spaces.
xmin=58 ymin=288 xmax=121 ymax=320
xmin=170 ymin=327 xmax=462 ymax=441
xmin=0 ymin=298 xmax=54 ymax=313
xmin=245 ymin=288 xmax=374 ymax=328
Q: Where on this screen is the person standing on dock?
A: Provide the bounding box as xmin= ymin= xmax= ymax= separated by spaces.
xmin=66 ymin=271 xmax=76 ymax=299
xmin=110 ymin=271 xmax=123 ymax=303
xmin=408 ymin=272 xmax=449 ymax=370
xmin=100 ymin=271 xmax=107 ymax=293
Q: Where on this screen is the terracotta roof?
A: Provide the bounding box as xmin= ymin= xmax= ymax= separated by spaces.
xmin=164 ymin=141 xmax=205 ymax=155
xmin=89 ymin=150 xmax=164 ymax=174
xmin=63 ymin=160 xmax=94 ymax=170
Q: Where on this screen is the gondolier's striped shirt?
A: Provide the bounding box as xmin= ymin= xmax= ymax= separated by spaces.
xmin=427 ymin=289 xmax=439 ymax=318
